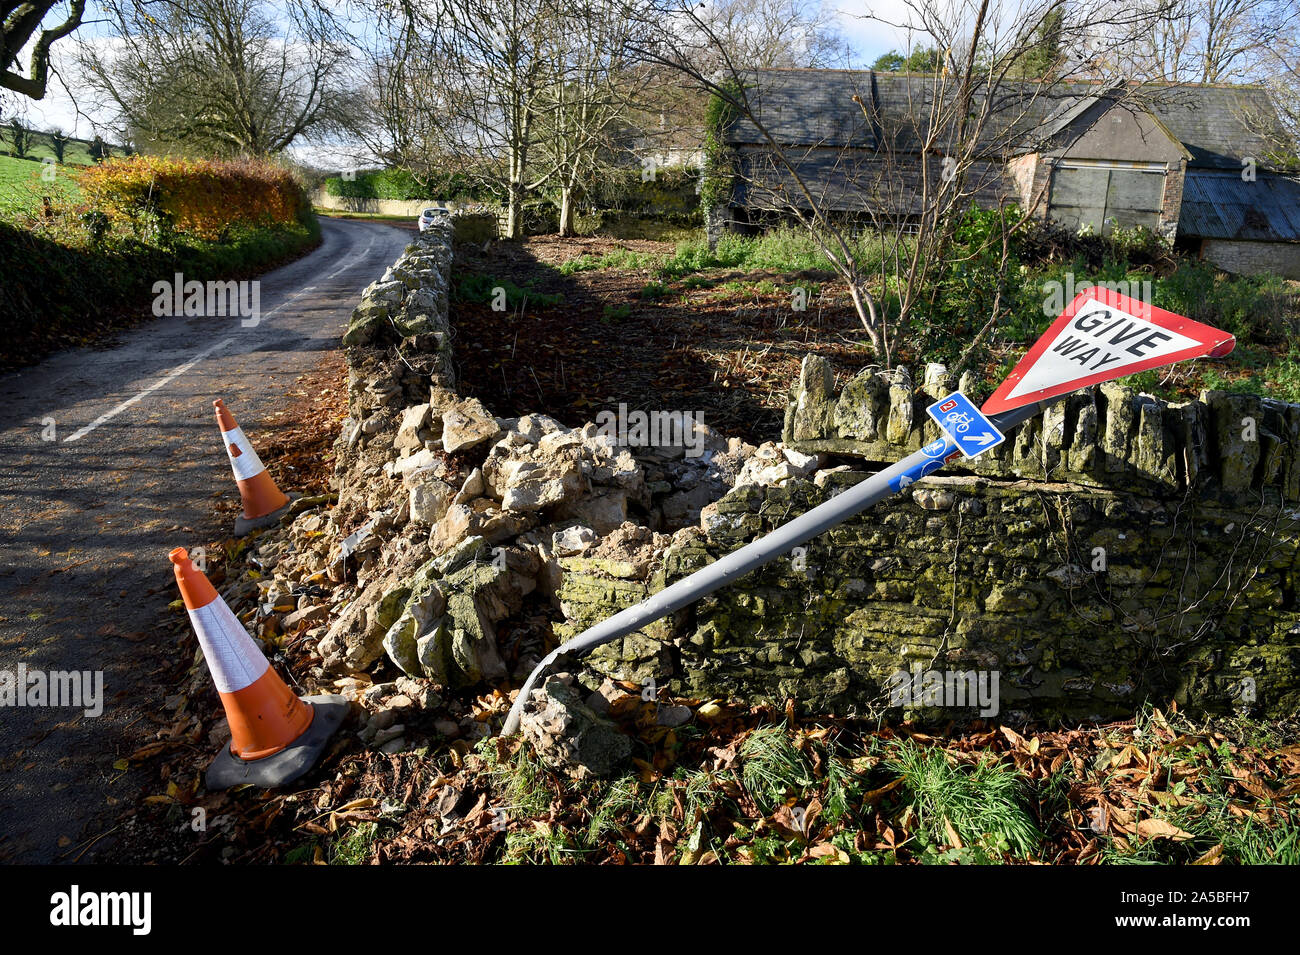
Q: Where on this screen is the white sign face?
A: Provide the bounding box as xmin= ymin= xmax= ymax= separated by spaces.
xmin=982 ymin=289 xmax=1235 ymax=415
xmin=1005 ymin=298 xmax=1200 ymax=401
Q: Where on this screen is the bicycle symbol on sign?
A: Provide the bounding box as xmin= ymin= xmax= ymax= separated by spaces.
xmin=943 ymin=410 xmax=973 ymax=434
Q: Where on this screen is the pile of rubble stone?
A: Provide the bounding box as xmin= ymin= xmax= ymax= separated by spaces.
xmin=214 ymin=215 xmax=833 ymax=773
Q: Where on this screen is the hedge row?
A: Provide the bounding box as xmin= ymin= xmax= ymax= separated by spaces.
xmin=78 ymin=156 xmax=303 ymax=240
xmin=324 ymin=168 xmax=486 ymax=201
xmin=0 ymin=216 xmax=320 ymax=370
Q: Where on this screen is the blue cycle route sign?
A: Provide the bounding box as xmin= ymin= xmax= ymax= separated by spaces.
xmin=926 ymin=391 xmax=1005 ymax=460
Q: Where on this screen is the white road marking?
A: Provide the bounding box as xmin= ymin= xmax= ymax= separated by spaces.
xmin=63 ymin=337 xmax=237 ymax=443
xmin=325 ymin=238 xmax=377 ymax=281
xmin=60 ymin=230 xmax=383 ymax=444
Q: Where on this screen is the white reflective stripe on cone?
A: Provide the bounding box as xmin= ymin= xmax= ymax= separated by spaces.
xmin=187 ymin=599 xmax=270 ymax=693
xmin=222 ymin=426 xmax=267 ymax=482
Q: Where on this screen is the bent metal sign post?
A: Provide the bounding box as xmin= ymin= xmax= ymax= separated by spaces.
xmin=502 ymin=288 xmax=1237 ymax=735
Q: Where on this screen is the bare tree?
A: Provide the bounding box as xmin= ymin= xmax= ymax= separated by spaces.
xmin=350 ymin=19 xmax=436 ymax=173
xmin=530 ymin=0 xmax=653 ymax=235
xmin=77 ymin=0 xmax=360 ymax=157
xmin=626 ymin=0 xmax=1167 ymax=368
xmin=404 ymin=0 xmax=562 ymax=237
xmin=1238 ymin=21 xmax=1300 ymax=168
xmin=1 ymin=0 xmax=85 ymax=99
xmin=356 ymin=0 xmax=670 ymax=234
xmin=697 ymin=0 xmax=849 ymax=70
xmin=1122 ymin=0 xmax=1283 ymax=84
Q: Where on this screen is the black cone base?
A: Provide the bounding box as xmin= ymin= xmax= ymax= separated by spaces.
xmin=232 ymin=493 xmax=299 ymax=536
xmin=205 ymin=694 xmax=350 ymax=790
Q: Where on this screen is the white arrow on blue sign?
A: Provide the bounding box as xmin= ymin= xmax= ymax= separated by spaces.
xmin=926 ymin=391 xmax=1005 ymax=459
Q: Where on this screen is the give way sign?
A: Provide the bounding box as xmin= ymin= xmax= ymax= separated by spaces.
xmin=982 ymin=287 xmax=1236 ymax=415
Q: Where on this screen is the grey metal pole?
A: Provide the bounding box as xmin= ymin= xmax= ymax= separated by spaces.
xmin=501 ymin=400 xmax=1047 ymax=735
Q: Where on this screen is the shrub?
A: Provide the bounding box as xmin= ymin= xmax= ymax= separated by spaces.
xmin=77 ymin=156 xmax=304 ymax=241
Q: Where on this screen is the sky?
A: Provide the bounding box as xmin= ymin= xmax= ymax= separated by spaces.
xmin=8 ymin=0 xmax=918 ymax=161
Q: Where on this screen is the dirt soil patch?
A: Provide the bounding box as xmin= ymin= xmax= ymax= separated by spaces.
xmin=450 ymin=236 xmax=875 ymax=445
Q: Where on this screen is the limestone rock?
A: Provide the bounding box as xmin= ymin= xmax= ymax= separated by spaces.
xmin=791 ymin=354 xmax=836 ymax=441
xmin=409 ymin=474 xmax=454 ymax=526
xmin=519 ymin=676 xmax=632 ymax=779
xmin=441 ymin=397 xmax=501 ymax=453
xmin=834 ymin=369 xmax=891 ymax=441
xmin=557 ymin=490 xmax=628 ymax=534
xmin=552 ymin=525 xmax=596 ymax=557
xmin=394 ymin=404 xmax=433 ymax=452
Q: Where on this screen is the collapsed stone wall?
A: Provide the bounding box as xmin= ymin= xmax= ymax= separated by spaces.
xmin=554 ymin=360 xmax=1300 ymax=722
xmin=253 ymin=217 xmax=767 ymax=730
xmin=251 ymin=222 xmax=1300 ymax=739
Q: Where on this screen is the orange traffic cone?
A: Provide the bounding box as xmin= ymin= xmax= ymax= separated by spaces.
xmin=170 ymin=547 xmax=347 ymax=789
xmin=214 ymin=398 xmax=294 ymax=535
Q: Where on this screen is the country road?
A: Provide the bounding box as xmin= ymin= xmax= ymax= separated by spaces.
xmin=0 ymin=216 xmax=412 ymax=863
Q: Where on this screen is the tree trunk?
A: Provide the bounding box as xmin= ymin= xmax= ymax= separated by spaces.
xmin=558 ymin=184 xmax=574 ymax=237
xmin=847 ymin=282 xmax=887 ymax=365
xmin=506 ymin=179 xmax=523 ymax=239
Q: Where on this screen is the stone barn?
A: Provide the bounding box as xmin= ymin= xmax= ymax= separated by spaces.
xmin=713 ymin=69 xmax=1300 ymax=279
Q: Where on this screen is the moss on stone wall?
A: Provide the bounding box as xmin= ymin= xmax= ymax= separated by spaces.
xmin=784 ymin=355 xmax=1300 ymax=507
xmin=564 ymin=471 xmax=1300 ymax=721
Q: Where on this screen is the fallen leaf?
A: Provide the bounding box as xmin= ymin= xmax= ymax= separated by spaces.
xmin=1136 ymin=818 xmax=1194 ymax=842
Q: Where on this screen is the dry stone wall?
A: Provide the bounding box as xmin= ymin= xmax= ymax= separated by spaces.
xmin=783 ymin=354 xmax=1299 ymax=505
xmin=251 ymin=222 xmax=1299 ymax=740
xmin=560 ymin=359 xmax=1300 ymax=722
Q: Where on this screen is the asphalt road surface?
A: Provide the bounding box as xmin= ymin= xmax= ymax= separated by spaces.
xmin=0 ymin=216 xmax=411 ymax=863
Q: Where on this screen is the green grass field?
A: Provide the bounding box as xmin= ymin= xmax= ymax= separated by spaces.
xmin=0 ymin=153 xmax=83 ymax=222
xmin=0 ymin=128 xmax=97 ymax=166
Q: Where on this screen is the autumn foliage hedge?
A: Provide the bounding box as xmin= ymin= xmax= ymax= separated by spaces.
xmin=77 ymin=156 xmax=304 ymax=240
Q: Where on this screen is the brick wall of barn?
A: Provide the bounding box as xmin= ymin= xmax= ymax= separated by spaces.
xmin=1200 ymin=239 xmax=1300 ymax=280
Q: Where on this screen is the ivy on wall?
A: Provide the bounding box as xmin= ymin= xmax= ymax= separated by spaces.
xmin=700 ymin=80 xmax=743 ymax=212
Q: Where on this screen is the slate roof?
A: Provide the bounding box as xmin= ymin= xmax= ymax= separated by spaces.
xmin=733 ymin=146 xmax=1013 ymax=214
xmin=723 ymin=69 xmax=1293 ymax=228
xmin=726 ymin=70 xmax=877 ymax=148
xmin=1142 ymin=85 xmax=1280 ymax=169
xmin=729 ymin=70 xmax=1283 ymax=167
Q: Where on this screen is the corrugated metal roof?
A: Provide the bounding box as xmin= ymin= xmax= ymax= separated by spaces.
xmin=1179 ymin=171 xmax=1300 ymax=241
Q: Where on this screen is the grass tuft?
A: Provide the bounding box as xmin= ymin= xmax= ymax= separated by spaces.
xmin=741 ymin=726 xmax=813 ymax=814
xmin=887 ymin=739 xmax=1041 ymax=859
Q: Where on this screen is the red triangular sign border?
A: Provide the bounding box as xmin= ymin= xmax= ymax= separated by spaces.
xmin=982 ymin=287 xmax=1236 ymax=415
